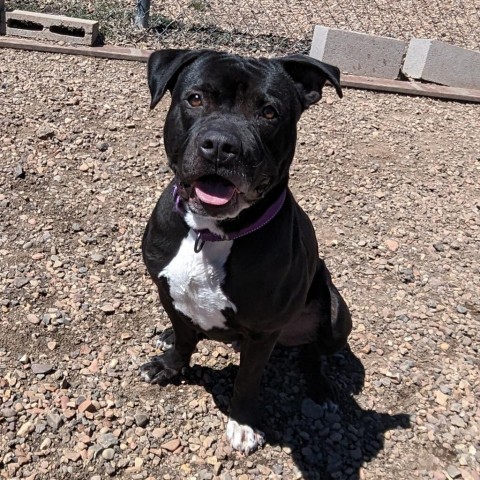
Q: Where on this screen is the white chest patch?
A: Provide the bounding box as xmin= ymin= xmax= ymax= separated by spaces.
xmin=160 ymin=230 xmax=236 ymax=330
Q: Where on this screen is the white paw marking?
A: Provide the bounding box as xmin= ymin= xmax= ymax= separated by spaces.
xmin=155 ymin=337 xmax=173 ymax=351
xmin=140 ymin=369 xmax=154 ymax=382
xmin=226 ymin=418 xmax=265 ymax=455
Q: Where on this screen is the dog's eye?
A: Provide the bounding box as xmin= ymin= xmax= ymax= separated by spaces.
xmin=187 ymin=94 xmax=203 ymax=107
xmin=261 ymin=106 xmax=278 ymax=120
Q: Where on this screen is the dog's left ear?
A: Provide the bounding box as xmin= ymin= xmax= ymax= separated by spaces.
xmin=276 ymin=54 xmax=342 ymax=109
xmin=147 ymin=49 xmax=208 ymax=109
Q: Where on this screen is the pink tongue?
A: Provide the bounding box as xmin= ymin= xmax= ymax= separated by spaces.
xmin=194 ymin=179 xmax=236 ymax=206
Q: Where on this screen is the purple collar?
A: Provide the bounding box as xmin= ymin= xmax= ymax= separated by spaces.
xmin=173 ymin=185 xmax=287 ymax=252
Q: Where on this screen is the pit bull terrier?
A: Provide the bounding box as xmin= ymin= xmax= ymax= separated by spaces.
xmin=140 ymin=49 xmax=352 ymax=455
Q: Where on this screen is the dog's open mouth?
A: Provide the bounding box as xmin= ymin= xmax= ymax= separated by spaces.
xmin=193 ymin=175 xmax=238 ymax=206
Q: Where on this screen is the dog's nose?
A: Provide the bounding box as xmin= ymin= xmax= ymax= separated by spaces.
xmin=198 ymin=131 xmax=241 ymax=164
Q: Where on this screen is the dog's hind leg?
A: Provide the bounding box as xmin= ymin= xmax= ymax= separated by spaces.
xmin=309 ymin=258 xmax=352 ymax=355
xmin=300 ymin=258 xmax=352 ymax=403
xmin=300 ymin=342 xmax=340 ymax=404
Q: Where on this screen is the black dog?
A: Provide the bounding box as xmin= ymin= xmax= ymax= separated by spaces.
xmin=140 ymin=49 xmax=352 ymax=455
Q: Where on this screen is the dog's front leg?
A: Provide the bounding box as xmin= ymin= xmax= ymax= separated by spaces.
xmin=140 ymin=306 xmax=198 ymax=385
xmin=226 ymin=331 xmax=279 ymax=455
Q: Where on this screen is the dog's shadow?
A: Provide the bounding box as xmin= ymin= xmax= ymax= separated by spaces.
xmin=180 ymin=345 xmax=410 ymax=480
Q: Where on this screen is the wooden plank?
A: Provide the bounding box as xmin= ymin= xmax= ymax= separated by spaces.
xmin=0 ymin=37 xmax=152 ymax=62
xmin=1 ymin=36 xmax=479 ymax=103
xmin=341 ymin=74 xmax=480 ymax=103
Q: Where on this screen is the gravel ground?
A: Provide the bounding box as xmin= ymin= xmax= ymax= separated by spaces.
xmin=1 ymin=48 xmax=480 ymax=480
xmin=7 ymin=0 xmax=480 ymax=53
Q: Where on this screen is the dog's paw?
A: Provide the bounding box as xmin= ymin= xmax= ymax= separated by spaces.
xmin=226 ymin=418 xmax=265 ymax=455
xmin=139 ymin=357 xmax=179 ymax=385
xmin=155 ymin=327 xmax=175 ymax=351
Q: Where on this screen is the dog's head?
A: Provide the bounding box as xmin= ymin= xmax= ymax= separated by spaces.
xmin=148 ymin=49 xmax=342 ymax=219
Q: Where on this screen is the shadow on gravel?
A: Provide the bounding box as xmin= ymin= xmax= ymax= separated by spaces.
xmin=183 ymin=345 xmax=410 ymax=480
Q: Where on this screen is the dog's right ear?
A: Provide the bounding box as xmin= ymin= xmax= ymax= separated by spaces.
xmin=147 ymin=49 xmax=206 ymax=109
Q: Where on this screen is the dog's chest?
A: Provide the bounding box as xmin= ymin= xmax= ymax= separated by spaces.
xmin=160 ymin=231 xmax=236 ymax=330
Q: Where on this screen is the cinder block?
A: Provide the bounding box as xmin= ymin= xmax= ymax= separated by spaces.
xmin=5 ymin=10 xmax=98 ymax=46
xmin=402 ymin=38 xmax=480 ymax=90
xmin=310 ymin=25 xmax=407 ymax=79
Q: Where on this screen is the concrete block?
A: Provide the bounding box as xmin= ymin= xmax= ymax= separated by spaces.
xmin=402 ymin=38 xmax=480 ymax=90
xmin=5 ymin=10 xmax=98 ymax=46
xmin=310 ymin=25 xmax=407 ymax=79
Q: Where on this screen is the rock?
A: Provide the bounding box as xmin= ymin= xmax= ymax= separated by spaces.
xmin=40 ymin=438 xmax=51 ymax=450
xmin=96 ymin=433 xmax=119 ymax=449
xmin=134 ymin=412 xmax=149 ymax=428
xmin=15 ymin=277 xmax=30 ymax=288
xmin=213 ymin=462 xmax=223 ymax=475
xmin=35 ymin=421 xmax=47 ymax=434
xmin=1 ymin=408 xmax=16 ymax=418
xmin=385 ymin=239 xmax=399 ymax=251
xmin=14 ymin=164 xmax=25 ymax=179
xmin=446 ymin=465 xmax=462 ymax=479
xmin=456 ymin=305 xmax=467 ymax=314
xmin=301 ymin=398 xmax=324 ymax=420
xmin=161 ymin=438 xmax=181 ymax=452
xmin=96 ymin=141 xmax=109 ymax=151
xmin=91 ymin=253 xmax=105 ymax=264
xmin=17 ymin=421 xmax=33 ymax=437
xmin=26 ymin=313 xmax=40 ymax=325
xmin=450 ymin=415 xmax=466 ymax=428
xmin=46 ymin=412 xmax=64 ymax=431
xmin=399 ymin=268 xmax=414 ymax=283
xmin=152 ymin=427 xmax=167 ymax=439
xmin=102 ymin=448 xmax=115 ymax=460
xmin=199 ymin=470 xmax=214 ymax=480
xmin=19 ymin=354 xmax=30 ymax=364
xmin=78 ymin=399 xmax=97 ymax=413
xmin=88 ymin=359 xmax=99 ymax=373
xmin=36 ymin=125 xmax=55 ymax=140
xmin=105 ymin=463 xmax=116 ymax=475
xmin=64 ymin=450 xmax=81 ymax=462
xmin=31 ymin=363 xmax=54 ymax=375
xmin=435 ymin=390 xmax=449 ymax=406
xmin=100 ymin=303 xmax=115 ymax=314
